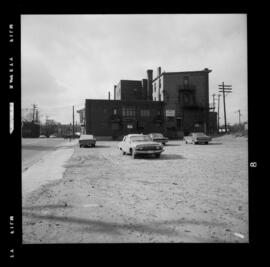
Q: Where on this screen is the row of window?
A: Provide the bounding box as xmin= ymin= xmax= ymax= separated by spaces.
xmin=112 ymin=107 xmax=160 ymax=117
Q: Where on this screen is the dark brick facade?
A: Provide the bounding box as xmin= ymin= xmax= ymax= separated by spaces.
xmin=85 ymin=99 xmax=163 ymax=140
xmin=115 ymin=80 xmax=147 ymax=101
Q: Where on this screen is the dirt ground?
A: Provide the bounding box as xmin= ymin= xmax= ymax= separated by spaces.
xmin=22 ymin=135 xmax=248 ymax=243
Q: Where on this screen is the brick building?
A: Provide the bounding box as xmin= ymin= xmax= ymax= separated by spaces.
xmin=80 ymin=67 xmax=217 ymax=139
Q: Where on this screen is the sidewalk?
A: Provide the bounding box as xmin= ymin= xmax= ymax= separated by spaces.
xmin=22 ymin=140 xmax=77 ymax=200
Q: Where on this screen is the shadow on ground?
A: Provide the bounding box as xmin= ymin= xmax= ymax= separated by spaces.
xmin=80 ymin=145 xmax=111 ymax=149
xmin=207 ymin=143 xmax=223 ymax=145
xmin=164 ymin=144 xmax=181 ymax=146
xmin=23 ymin=206 xmax=226 ymax=240
xmin=22 ymin=145 xmax=57 ymax=151
xmin=134 ymin=154 xmax=185 ymax=160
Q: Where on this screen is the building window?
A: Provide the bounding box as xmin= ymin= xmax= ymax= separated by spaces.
xmin=183 ymin=76 xmax=189 ymax=88
xmin=122 ymin=107 xmax=135 ymax=117
xmin=113 ymin=109 xmax=117 ymax=115
xmin=177 ymin=118 xmax=182 ymax=129
xmin=140 ymin=109 xmax=150 ymax=117
xmin=183 ymin=94 xmax=190 ymax=104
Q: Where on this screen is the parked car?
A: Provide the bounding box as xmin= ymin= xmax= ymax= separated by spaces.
xmin=79 ymin=134 xmax=96 ymax=147
xmin=49 ymin=134 xmax=57 ymax=138
xmin=184 ymin=132 xmax=211 ymax=144
xmin=118 ymin=134 xmax=164 ymax=159
xmin=39 ymin=135 xmax=47 ymax=138
xmin=148 ymin=133 xmax=169 ymax=145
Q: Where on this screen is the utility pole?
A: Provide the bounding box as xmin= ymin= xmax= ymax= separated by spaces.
xmin=219 ymin=82 xmax=232 ymax=133
xmin=32 ymin=104 xmax=37 ymax=122
xmin=217 ymin=94 xmax=221 ymax=132
xmin=237 ymin=109 xmax=242 ymax=126
xmin=72 ymin=106 xmax=75 ymax=139
xmin=36 ymin=109 xmax=39 ymax=123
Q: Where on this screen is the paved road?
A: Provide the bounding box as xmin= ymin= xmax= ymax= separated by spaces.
xmin=22 ymin=138 xmax=76 ymax=172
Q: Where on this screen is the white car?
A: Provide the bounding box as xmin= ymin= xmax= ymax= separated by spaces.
xmin=118 ymin=134 xmax=164 ymax=159
xmin=184 ymin=132 xmax=211 ymax=144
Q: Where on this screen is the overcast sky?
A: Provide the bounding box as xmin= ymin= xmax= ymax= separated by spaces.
xmin=21 ymin=14 xmax=247 ymax=125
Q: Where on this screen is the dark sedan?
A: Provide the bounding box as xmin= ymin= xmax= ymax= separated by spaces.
xmin=79 ymin=134 xmax=96 ymax=148
xmin=148 ymin=133 xmax=169 ymax=145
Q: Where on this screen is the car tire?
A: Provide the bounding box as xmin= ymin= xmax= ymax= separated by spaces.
xmin=205 ymin=142 xmax=208 ymax=144
xmin=131 ymin=149 xmax=136 ymax=159
xmin=155 ymin=153 xmax=160 ymax=158
xmin=92 ymin=144 xmax=95 ymax=147
xmin=162 ymin=143 xmax=166 ymax=146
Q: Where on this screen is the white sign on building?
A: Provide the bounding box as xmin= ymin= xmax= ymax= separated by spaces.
xmin=165 ymin=109 xmax=175 ymax=117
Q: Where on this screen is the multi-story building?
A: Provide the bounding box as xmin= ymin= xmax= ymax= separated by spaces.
xmin=152 ymin=67 xmax=213 ymax=138
xmin=80 ymin=67 xmax=217 ymax=140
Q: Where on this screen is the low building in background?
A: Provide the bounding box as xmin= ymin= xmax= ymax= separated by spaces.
xmin=22 ymin=121 xmax=40 ymax=138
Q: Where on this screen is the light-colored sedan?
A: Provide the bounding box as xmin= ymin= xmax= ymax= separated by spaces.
xmin=184 ymin=132 xmax=211 ymax=145
xmin=79 ymin=134 xmax=96 ymax=148
xmin=118 ymin=134 xmax=164 ymax=159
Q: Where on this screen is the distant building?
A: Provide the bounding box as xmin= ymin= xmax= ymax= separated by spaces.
xmin=82 ymin=67 xmax=217 ymax=139
xmin=22 ymin=121 xmax=40 ymax=138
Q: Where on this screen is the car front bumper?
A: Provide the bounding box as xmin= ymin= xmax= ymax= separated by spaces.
xmin=154 ymin=139 xmax=168 ymax=143
xmin=135 ymin=149 xmax=164 ymax=154
xmin=195 ymin=139 xmax=211 ymax=143
xmin=79 ymin=140 xmax=96 ymax=146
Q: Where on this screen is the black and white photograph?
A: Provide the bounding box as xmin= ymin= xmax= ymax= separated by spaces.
xmin=17 ymin=13 xmax=250 ymax=246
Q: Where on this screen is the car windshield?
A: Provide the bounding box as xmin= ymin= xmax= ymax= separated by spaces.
xmin=194 ymin=132 xmax=206 ymax=137
xmin=130 ymin=135 xmax=151 ymax=142
xmin=152 ymin=133 xmax=163 ymax=138
xmin=81 ymin=135 xmax=93 ymax=139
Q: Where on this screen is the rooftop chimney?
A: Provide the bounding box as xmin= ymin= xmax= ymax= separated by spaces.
xmin=108 ymin=91 xmax=111 ymax=100
xmin=157 ymin=66 xmax=161 ymax=77
xmin=146 ymin=69 xmax=153 ymax=100
xmin=114 ymin=85 xmax=117 ymax=100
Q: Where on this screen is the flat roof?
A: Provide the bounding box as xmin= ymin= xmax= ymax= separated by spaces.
xmin=152 ymin=69 xmax=212 ymax=82
xmin=85 ymin=99 xmax=163 ymax=104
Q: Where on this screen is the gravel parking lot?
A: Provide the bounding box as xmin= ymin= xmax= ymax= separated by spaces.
xmin=23 ymin=135 xmax=248 ymax=243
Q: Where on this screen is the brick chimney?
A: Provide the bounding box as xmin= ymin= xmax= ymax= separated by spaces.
xmin=146 ymin=69 xmax=153 ymax=100
xmin=114 ymin=85 xmax=117 ymax=100
xmin=157 ymin=66 xmax=161 ymax=77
